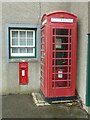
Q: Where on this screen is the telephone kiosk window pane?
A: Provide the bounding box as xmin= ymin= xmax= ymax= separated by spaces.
xmin=56 ymin=37 xmax=68 ymax=50
xmin=56 ymin=29 xmax=68 ymax=35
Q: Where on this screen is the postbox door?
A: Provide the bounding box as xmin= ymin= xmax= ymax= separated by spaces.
xmin=50 ymin=26 xmax=76 ymax=97
xmin=19 ymin=62 xmax=28 ymax=84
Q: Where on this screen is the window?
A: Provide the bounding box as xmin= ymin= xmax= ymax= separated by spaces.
xmin=9 ymin=28 xmax=36 ymax=58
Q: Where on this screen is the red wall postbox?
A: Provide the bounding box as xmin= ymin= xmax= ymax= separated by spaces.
xmin=40 ymin=11 xmax=77 ymax=100
xmin=19 ymin=62 xmax=28 ymax=84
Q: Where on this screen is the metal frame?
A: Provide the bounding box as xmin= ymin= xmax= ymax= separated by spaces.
xmin=86 ymin=34 xmax=90 ymax=106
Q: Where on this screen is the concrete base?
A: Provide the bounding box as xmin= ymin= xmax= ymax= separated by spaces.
xmin=32 ymin=92 xmax=50 ymax=106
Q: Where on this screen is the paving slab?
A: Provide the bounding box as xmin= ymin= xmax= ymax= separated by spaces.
xmin=2 ymin=94 xmax=90 ymax=119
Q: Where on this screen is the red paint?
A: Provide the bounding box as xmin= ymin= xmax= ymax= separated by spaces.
xmin=40 ymin=11 xmax=77 ymax=98
xmin=19 ymin=62 xmax=28 ymax=84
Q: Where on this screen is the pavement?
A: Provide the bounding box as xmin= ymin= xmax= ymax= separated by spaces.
xmin=2 ymin=94 xmax=90 ymax=119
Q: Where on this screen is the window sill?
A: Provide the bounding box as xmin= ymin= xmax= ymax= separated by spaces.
xmin=9 ymin=58 xmax=39 ymax=63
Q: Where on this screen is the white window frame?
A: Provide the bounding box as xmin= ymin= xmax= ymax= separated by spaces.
xmin=9 ymin=29 xmax=36 ymax=57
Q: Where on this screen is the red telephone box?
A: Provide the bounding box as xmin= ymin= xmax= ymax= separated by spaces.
xmin=40 ymin=11 xmax=77 ymax=100
xmin=19 ymin=62 xmax=28 ymax=84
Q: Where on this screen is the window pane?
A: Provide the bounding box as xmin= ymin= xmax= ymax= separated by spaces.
xmin=19 ymin=31 xmax=26 ymax=45
xmin=20 ymin=31 xmax=26 ymax=37
xmin=12 ymin=38 xmax=18 ymax=45
xmin=27 ymin=39 xmax=33 ymax=46
xmin=12 ymin=48 xmax=18 ymax=53
xmin=20 ymin=48 xmax=27 ymax=53
xmin=70 ymin=29 xmax=72 ymax=35
xmin=56 ymin=37 xmax=68 ymax=43
xmin=56 ymin=37 xmax=62 ymax=49
xmin=56 ymin=29 xmax=68 ymax=35
xmin=27 ymin=31 xmax=33 ymax=38
xmin=27 ymin=48 xmax=33 ymax=53
xmin=12 ymin=31 xmax=18 ymax=37
xmin=20 ymin=38 xmax=26 ymax=45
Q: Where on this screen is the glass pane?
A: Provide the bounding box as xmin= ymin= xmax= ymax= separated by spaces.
xmin=41 ymin=38 xmax=44 ymax=44
xmin=52 ymin=82 xmax=54 ymax=87
xmin=20 ymin=31 xmax=26 ymax=38
xmin=56 ymin=37 xmax=62 ymax=49
xmin=70 ymin=29 xmax=72 ymax=35
xmin=69 ymin=74 xmax=71 ymax=79
xmin=19 ymin=31 xmax=26 ymax=46
xmin=53 ymin=29 xmax=55 ymax=35
xmin=12 ymin=48 xmax=18 ymax=53
xmin=52 ymin=36 xmax=55 ymax=43
xmin=56 ymin=29 xmax=68 ymax=35
xmin=55 ymin=81 xmax=67 ymax=87
xmin=12 ymin=31 xmax=18 ymax=37
xmin=56 ymin=52 xmax=68 ymax=58
xmin=52 ymin=59 xmax=54 ymax=65
xmin=41 ymin=45 xmax=44 ymax=50
xmin=56 ymin=58 xmax=68 ymax=66
xmin=70 ymin=37 xmax=72 ymax=43
xmin=56 ymin=59 xmax=67 ymax=66
xmin=20 ymin=39 xmax=26 ymax=45
xmin=56 ymin=37 xmax=68 ymax=50
xmin=56 ymin=37 xmax=68 ymax=44
xmin=41 ymin=30 xmax=44 ymax=37
xmin=68 ymin=81 xmax=71 ymax=87
xmin=69 ymin=66 xmax=71 ymax=72
xmin=27 ymin=31 xmax=33 ymax=38
xmin=27 ymin=39 xmax=33 ymax=46
xmin=12 ymin=38 xmax=18 ymax=45
xmin=69 ymin=59 xmax=71 ymax=65
xmin=69 ymin=52 xmax=71 ymax=58
xmin=56 ymin=37 xmax=62 ymax=43
xmin=56 ymin=44 xmax=68 ymax=50
xmin=20 ymin=48 xmax=27 ymax=53
xmin=27 ymin=48 xmax=33 ymax=53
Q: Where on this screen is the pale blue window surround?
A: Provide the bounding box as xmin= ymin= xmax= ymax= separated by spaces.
xmin=5 ymin=24 xmax=40 ymax=62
